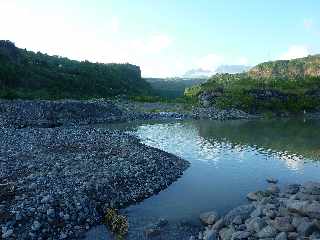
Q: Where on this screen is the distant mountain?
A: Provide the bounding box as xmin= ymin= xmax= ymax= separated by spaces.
xmin=182 ymin=68 xmax=213 ymax=78
xmin=215 ymin=65 xmax=251 ymax=74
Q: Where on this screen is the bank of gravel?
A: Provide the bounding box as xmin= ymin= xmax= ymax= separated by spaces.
xmin=0 ymin=126 xmax=189 ymax=239
xmin=195 ymin=180 xmax=320 ymax=240
xmin=0 ymin=100 xmax=259 ymax=129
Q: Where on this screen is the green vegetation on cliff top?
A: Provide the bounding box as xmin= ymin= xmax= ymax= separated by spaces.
xmin=185 ymin=55 xmax=320 ymax=113
xmin=0 ymin=40 xmax=152 ymax=99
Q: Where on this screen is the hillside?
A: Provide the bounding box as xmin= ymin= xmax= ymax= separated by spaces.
xmin=185 ymin=55 xmax=320 ymax=113
xmin=249 ymin=55 xmax=320 ymax=79
xmin=146 ymin=77 xmax=207 ymax=99
xmin=0 ymin=40 xmax=152 ymax=99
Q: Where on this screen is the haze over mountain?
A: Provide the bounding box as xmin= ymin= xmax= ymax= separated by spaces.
xmin=215 ymin=65 xmax=251 ymax=74
xmin=182 ymin=65 xmax=251 ymax=78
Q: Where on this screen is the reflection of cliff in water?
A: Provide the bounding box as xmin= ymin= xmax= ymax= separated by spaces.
xmin=195 ymin=118 xmax=320 ymax=161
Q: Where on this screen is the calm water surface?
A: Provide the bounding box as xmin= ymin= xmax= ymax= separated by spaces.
xmin=121 ymin=118 xmax=320 ymax=223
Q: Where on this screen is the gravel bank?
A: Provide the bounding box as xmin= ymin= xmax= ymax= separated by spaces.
xmin=0 ymin=126 xmax=189 ymax=239
xmin=196 ymin=180 xmax=320 ymax=240
xmin=0 ymin=100 xmax=125 ymax=128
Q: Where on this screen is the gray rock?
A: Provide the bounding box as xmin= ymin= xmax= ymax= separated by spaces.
xmin=302 ymin=182 xmax=320 ymax=195
xmin=59 ymin=232 xmax=68 ymax=239
xmin=2 ymin=229 xmax=13 ymax=239
xmin=246 ymin=217 xmax=267 ymax=233
xmin=200 ymin=211 xmax=220 ymax=225
xmin=250 ymin=207 xmax=263 ymax=218
xmin=267 ymin=184 xmax=280 ymax=194
xmin=63 ymin=214 xmax=70 ymax=221
xmin=275 ymin=232 xmax=287 ymax=240
xmin=272 ymin=217 xmax=294 ymax=232
xmin=284 ymin=184 xmax=300 ymax=194
xmin=203 ymin=229 xmax=217 ymax=240
xmin=257 ymin=225 xmax=278 ymax=238
xmin=287 ymin=232 xmax=298 ymax=240
xmin=15 ymin=212 xmax=22 ymax=221
xmin=292 ymin=216 xmax=303 ymax=228
xmin=219 ymin=227 xmax=235 ymax=240
xmin=224 ymin=205 xmax=255 ymax=225
xmin=212 ymin=219 xmax=225 ymax=231
xmin=232 ymin=216 xmax=243 ymax=225
xmin=310 ymin=231 xmax=320 ymax=240
xmin=144 ymin=226 xmax=161 ymax=238
xmin=47 ymin=208 xmax=55 ymax=218
xmin=31 ymin=221 xmax=41 ymax=231
xmin=297 ymin=219 xmax=318 ymax=236
xmin=231 ymin=231 xmax=251 ymax=240
xmin=267 ymin=177 xmax=279 ymax=184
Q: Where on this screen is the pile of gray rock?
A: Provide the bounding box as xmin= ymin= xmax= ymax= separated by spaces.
xmin=192 ymin=107 xmax=255 ymax=120
xmin=0 ymin=100 xmax=125 ymax=128
xmin=0 ymin=126 xmax=189 ymax=239
xmin=196 ymin=180 xmax=320 ymax=240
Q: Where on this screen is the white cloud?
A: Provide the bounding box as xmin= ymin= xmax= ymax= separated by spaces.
xmin=279 ymin=45 xmax=309 ymax=60
xmin=303 ymin=18 xmax=313 ymax=29
xmin=238 ymin=57 xmax=249 ymax=65
xmin=110 ymin=17 xmax=120 ymax=33
xmin=195 ymin=53 xmax=224 ymax=71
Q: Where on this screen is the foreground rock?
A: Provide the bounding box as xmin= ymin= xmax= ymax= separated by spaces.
xmin=197 ymin=181 xmax=320 ymax=240
xmin=0 ymin=126 xmax=189 ymax=239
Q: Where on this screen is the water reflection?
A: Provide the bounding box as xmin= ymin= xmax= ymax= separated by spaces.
xmin=116 ymin=118 xmax=320 ymax=228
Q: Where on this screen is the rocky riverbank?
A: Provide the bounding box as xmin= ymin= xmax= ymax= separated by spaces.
xmin=196 ymin=180 xmax=320 ymax=240
xmin=0 ymin=99 xmax=258 ymax=129
xmin=0 ymin=126 xmax=189 ymax=239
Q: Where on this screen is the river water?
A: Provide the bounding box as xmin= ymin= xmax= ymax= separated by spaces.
xmin=87 ymin=118 xmax=320 ymax=239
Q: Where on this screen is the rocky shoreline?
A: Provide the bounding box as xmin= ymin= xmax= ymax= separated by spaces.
xmin=196 ymin=180 xmax=320 ymax=240
xmin=0 ymin=125 xmax=188 ymax=239
xmin=0 ymin=99 xmax=256 ymax=129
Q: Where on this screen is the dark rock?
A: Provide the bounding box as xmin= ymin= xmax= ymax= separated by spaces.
xmin=224 ymin=205 xmax=255 ymax=225
xmin=297 ymin=219 xmax=318 ymax=237
xmin=219 ymin=227 xmax=235 ymax=240
xmin=246 ymin=217 xmax=267 ymax=233
xmin=284 ymin=184 xmax=300 ymax=194
xmin=200 ymin=211 xmax=220 ymax=225
xmin=203 ymin=229 xmax=217 ymax=240
xmin=272 ymin=217 xmax=295 ymax=232
xmin=257 ymin=225 xmax=278 ymax=238
xmin=275 ymin=232 xmax=287 ymax=240
xmin=301 ymin=182 xmax=320 ymax=195
xmin=231 ymin=231 xmax=251 ymax=240
xmin=266 ymin=177 xmax=279 ymax=184
xmin=212 ymin=219 xmax=225 ymax=231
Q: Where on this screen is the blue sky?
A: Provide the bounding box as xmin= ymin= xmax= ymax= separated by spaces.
xmin=1 ymin=0 xmax=320 ymax=77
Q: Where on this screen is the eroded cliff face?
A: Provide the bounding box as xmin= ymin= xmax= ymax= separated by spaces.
xmin=248 ymin=55 xmax=320 ymax=79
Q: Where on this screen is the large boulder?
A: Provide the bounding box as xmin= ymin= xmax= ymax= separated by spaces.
xmin=286 ymin=200 xmax=320 ymax=219
xmin=200 ymin=211 xmax=220 ymax=225
xmin=224 ymin=205 xmax=255 ymax=225
xmin=257 ymin=225 xmax=278 ymax=238
xmin=301 ymin=182 xmax=320 ymax=195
